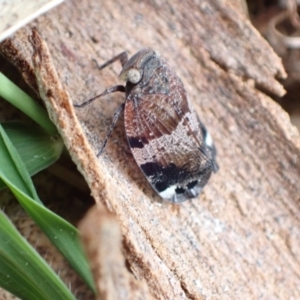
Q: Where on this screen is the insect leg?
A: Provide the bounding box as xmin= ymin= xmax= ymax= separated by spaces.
xmin=93 ymin=51 xmax=129 ymax=70
xmin=97 ymin=102 xmax=125 ymax=157
xmin=74 ymin=85 xmax=125 ymax=108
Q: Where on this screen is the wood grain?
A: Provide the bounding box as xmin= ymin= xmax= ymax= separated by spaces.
xmin=1 ymin=0 xmax=300 ymax=299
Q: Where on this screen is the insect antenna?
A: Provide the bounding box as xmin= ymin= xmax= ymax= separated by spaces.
xmin=93 ymin=51 xmax=128 ymax=70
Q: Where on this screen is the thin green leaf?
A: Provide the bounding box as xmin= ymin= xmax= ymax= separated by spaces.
xmin=0 ymin=124 xmax=40 ymax=202
xmin=0 ymin=176 xmax=95 ymax=294
xmin=0 ymin=72 xmax=57 ymax=135
xmin=0 ymin=210 xmax=76 ymax=300
xmin=0 ymin=122 xmax=64 ymax=190
xmin=0 ymin=124 xmax=96 ymax=293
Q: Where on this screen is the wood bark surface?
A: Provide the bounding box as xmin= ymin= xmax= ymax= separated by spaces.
xmin=1 ymin=0 xmax=300 ymax=299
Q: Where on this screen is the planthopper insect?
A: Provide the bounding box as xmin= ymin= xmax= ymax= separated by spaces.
xmin=75 ymin=48 xmax=218 ymax=203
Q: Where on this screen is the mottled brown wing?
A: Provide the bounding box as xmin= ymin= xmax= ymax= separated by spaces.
xmin=124 ymin=60 xmax=214 ymax=203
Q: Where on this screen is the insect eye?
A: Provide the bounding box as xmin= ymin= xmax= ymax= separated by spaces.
xmin=154 ymin=49 xmax=160 ymax=58
xmin=126 ymin=68 xmax=141 ymax=84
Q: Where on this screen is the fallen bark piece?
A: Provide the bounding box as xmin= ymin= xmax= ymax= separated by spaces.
xmin=28 ymin=28 xmax=108 ymax=206
xmin=79 ymin=206 xmax=152 ymax=300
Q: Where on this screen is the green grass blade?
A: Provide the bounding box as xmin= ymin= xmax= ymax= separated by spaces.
xmin=0 ymin=122 xmax=64 ymax=190
xmin=0 ymin=210 xmax=76 ymax=300
xmin=0 ymin=124 xmax=96 ymax=293
xmin=0 ymin=72 xmax=57 ymax=135
xmin=0 ymin=124 xmax=40 ymax=202
xmin=0 ymin=176 xmax=96 ymax=294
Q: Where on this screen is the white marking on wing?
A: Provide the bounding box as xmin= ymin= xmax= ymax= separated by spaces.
xmin=205 ymin=131 xmax=213 ymax=147
xmin=159 ymin=185 xmax=177 ymax=199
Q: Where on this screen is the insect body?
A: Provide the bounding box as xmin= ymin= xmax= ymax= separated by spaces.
xmin=75 ymin=48 xmax=218 ymax=203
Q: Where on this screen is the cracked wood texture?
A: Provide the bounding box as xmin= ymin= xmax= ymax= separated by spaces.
xmin=1 ymin=0 xmax=300 ymax=299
